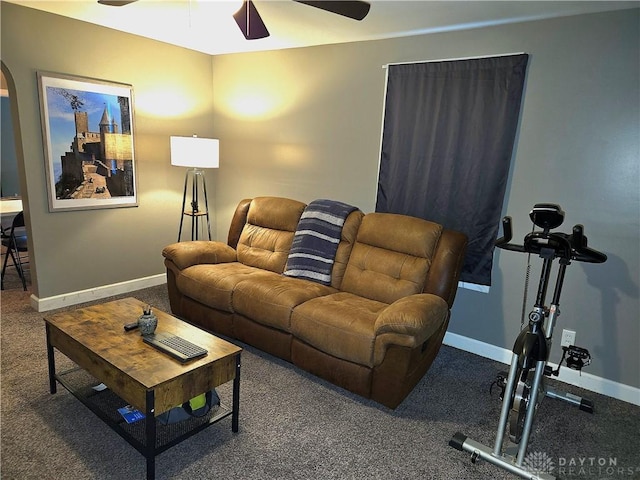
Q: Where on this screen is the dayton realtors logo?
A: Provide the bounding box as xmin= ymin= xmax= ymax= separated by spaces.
xmin=524 ymin=451 xmax=555 ymax=475
xmin=524 ymin=452 xmax=640 ymax=477
xmin=557 ymin=456 xmax=640 ymax=477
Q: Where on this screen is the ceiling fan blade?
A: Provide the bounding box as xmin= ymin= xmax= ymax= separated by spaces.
xmin=233 ymin=0 xmax=270 ymax=40
xmin=97 ymin=0 xmax=137 ymax=6
xmin=294 ymin=1 xmax=370 ymax=21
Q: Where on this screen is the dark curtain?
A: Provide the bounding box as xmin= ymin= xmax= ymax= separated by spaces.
xmin=376 ymin=54 xmax=529 ymax=286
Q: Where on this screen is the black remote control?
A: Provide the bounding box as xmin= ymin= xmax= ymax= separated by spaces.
xmin=124 ymin=322 xmax=139 ymax=331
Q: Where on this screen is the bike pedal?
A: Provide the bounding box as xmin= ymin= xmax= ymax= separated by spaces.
xmin=565 ymin=345 xmax=591 ymax=371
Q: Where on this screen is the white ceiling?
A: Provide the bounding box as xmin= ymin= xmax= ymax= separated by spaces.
xmin=7 ymin=0 xmax=638 ymax=56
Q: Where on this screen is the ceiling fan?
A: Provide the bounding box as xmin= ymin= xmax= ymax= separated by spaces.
xmin=97 ymin=1 xmax=371 ymax=41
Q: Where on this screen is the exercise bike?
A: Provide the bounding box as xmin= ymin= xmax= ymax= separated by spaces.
xmin=449 ymin=204 xmax=607 ymax=480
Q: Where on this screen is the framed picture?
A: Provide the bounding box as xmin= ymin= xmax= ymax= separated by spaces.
xmin=37 ymin=71 xmax=138 ymax=212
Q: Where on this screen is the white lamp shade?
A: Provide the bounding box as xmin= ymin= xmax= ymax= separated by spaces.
xmin=170 ymin=136 xmax=219 ymax=168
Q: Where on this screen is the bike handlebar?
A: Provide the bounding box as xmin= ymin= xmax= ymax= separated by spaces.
xmin=495 ymin=216 xmax=607 ymax=263
xmin=495 ymin=217 xmax=513 ymax=247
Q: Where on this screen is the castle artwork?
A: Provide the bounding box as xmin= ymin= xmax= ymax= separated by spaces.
xmin=38 ymin=72 xmax=137 ymax=212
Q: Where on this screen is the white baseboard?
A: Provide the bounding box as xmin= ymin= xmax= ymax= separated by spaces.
xmin=30 ymin=274 xmax=167 ymax=312
xmin=443 ymin=331 xmax=640 ymax=407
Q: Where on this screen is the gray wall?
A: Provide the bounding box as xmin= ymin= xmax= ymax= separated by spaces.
xmin=2 ymin=4 xmax=638 ymax=391
xmin=212 ymin=9 xmax=639 ymax=389
xmin=1 ymin=2 xmax=216 ymax=297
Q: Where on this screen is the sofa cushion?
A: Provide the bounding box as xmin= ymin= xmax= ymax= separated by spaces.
xmin=233 ymin=276 xmax=337 ymax=331
xmin=340 ymin=213 xmax=443 ymax=304
xmin=236 ymin=197 xmax=306 ymax=273
xmin=290 ymin=292 xmax=387 ymax=368
xmin=176 ymin=262 xmax=272 ymax=313
xmin=291 ymin=292 xmax=449 ymax=369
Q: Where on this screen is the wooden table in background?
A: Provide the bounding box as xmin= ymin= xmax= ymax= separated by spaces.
xmin=44 ymin=297 xmax=242 ymax=480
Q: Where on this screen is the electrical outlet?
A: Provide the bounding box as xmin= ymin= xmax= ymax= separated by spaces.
xmin=561 ymin=329 xmax=576 ymax=347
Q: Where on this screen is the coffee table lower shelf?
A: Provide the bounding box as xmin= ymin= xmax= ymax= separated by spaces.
xmin=50 ymin=358 xmax=239 ymax=480
xmin=57 ymin=365 xmax=232 ymax=450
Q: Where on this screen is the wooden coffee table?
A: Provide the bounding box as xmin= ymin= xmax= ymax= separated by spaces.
xmin=44 ymin=297 xmax=242 ymax=480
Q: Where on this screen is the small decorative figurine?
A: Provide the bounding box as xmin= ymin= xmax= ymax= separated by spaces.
xmin=138 ymin=305 xmax=158 ymax=336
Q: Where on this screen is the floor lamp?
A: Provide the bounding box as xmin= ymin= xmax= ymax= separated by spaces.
xmin=170 ymin=136 xmax=219 ymax=241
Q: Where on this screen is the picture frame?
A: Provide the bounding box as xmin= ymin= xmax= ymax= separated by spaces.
xmin=37 ymin=71 xmax=138 ymax=212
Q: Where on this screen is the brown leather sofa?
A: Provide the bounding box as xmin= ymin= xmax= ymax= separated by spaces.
xmin=162 ymin=197 xmax=467 ymax=408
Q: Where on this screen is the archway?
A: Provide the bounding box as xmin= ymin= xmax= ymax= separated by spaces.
xmin=1 ymin=61 xmax=35 ymax=292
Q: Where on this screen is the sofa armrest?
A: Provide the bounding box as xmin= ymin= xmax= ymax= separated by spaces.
xmin=162 ymin=241 xmax=237 ymax=270
xmin=374 ymin=294 xmax=449 ymax=346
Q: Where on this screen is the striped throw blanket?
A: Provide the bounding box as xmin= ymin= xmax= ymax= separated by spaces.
xmin=283 ymin=199 xmax=357 ymax=285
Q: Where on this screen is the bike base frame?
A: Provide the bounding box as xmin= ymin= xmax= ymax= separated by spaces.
xmin=450 ymin=432 xmax=556 ymax=480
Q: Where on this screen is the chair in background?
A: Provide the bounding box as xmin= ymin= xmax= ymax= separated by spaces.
xmin=1 ymin=211 xmax=29 ymax=291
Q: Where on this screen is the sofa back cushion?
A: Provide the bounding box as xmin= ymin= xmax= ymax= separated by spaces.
xmin=237 ymin=197 xmax=306 ymax=273
xmin=341 ymin=213 xmax=443 ymax=304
